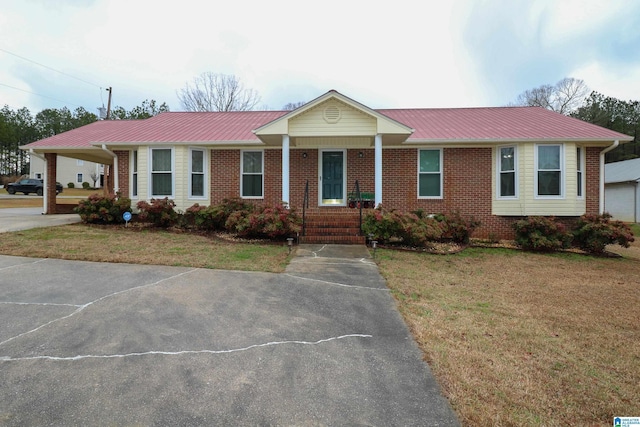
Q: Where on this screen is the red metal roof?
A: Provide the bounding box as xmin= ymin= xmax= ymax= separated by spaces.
xmin=379 ymin=107 xmax=632 ymax=141
xmin=23 ymin=105 xmax=632 ymax=150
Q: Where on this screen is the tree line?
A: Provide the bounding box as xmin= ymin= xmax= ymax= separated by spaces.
xmin=513 ymin=77 xmax=640 ymax=163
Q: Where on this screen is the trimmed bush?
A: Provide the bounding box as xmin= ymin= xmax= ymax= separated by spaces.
xmin=225 ymin=203 xmax=301 ymax=239
xmin=572 ymin=213 xmax=635 ymax=254
xmin=136 ymin=198 xmax=179 ymax=227
xmin=362 ymin=206 xmax=479 ymax=247
xmin=74 ymin=193 xmax=131 ymax=224
xmin=67 ymin=182 xmax=75 ymax=189
xmin=82 ymin=182 xmax=90 ymax=189
xmin=513 ymin=216 xmax=572 ymax=251
xmin=436 ymin=211 xmax=480 ymax=244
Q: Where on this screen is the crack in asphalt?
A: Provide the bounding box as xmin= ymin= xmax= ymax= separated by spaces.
xmin=0 ymin=268 xmax=199 ymax=348
xmin=0 ymin=334 xmax=373 ymax=362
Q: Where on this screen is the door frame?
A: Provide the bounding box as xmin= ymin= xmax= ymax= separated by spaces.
xmin=318 ymin=149 xmax=347 ymax=207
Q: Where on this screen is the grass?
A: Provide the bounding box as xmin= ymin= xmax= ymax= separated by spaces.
xmin=0 ymin=187 xmax=100 ymax=208
xmin=0 ymin=224 xmax=292 ymax=272
xmin=375 ymin=246 xmax=640 ymax=426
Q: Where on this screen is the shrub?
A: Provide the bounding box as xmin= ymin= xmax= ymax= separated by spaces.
xmin=184 ymin=203 xmax=227 ymax=230
xmin=362 ymin=206 xmax=446 ymax=247
xmin=572 ymin=213 xmax=635 ymax=254
xmin=437 ymin=212 xmax=480 ymax=244
xmin=225 ymin=203 xmax=301 ymax=239
xmin=136 ymin=198 xmax=179 ymax=227
xmin=68 ymin=182 xmax=75 ymax=189
xmin=361 ymin=206 xmax=405 ymax=244
xmin=74 ymin=193 xmax=131 ymax=224
xmin=513 ymin=216 xmax=572 ymax=251
xmin=82 ymin=182 xmax=90 ymax=189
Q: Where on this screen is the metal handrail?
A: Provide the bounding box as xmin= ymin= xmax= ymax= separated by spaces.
xmin=352 ymin=180 xmax=362 ymax=235
xmin=302 ymin=180 xmax=309 ymax=236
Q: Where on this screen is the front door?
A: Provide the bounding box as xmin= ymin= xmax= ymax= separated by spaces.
xmin=319 ymin=150 xmax=345 ymax=206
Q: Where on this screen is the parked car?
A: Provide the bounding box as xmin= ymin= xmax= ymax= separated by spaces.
xmin=6 ymin=179 xmax=63 ymax=196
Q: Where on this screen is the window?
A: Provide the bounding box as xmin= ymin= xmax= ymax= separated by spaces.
xmin=536 ymin=145 xmax=563 ymax=197
xmin=77 ymin=159 xmax=84 ymax=166
xmin=576 ymin=147 xmax=583 ymax=198
xmin=132 ymin=150 xmax=138 ymax=197
xmin=498 ymin=146 xmax=517 ymax=198
xmin=190 ymin=148 xmax=206 ymax=198
xmin=418 ymin=149 xmax=442 ymax=198
xmin=241 ymin=150 xmax=263 ymax=198
xmin=35 ymin=173 xmax=42 ymax=179
xmin=150 ymin=148 xmax=173 ymax=197
xmin=77 ymin=173 xmax=83 ymax=183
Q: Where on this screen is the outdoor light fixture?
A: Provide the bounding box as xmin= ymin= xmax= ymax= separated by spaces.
xmin=371 ymin=240 xmax=378 ymax=258
xmin=302 ymin=152 xmax=307 ymax=158
xmin=358 ymin=151 xmax=364 ymax=158
xmin=287 ymin=237 xmax=294 ymax=253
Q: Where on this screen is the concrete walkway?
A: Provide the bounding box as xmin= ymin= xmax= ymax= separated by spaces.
xmin=0 ymin=244 xmax=458 ymax=426
xmin=0 ymin=208 xmax=81 ymax=233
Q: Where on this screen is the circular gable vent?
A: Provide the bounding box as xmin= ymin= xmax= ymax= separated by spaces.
xmin=323 ymin=105 xmax=341 ymax=123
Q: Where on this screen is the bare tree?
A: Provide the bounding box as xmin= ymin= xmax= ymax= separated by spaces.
xmin=177 ymin=73 xmax=261 ymax=112
xmin=513 ymin=77 xmax=589 ymax=115
xmin=90 ymin=172 xmax=99 ymax=188
xmin=282 ymin=101 xmax=306 ymax=110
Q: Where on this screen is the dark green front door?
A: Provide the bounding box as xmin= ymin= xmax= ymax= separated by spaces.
xmin=321 ymin=151 xmax=344 ymax=205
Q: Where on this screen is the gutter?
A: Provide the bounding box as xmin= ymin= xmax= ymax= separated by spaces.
xmin=101 ymin=144 xmax=118 ymax=194
xmin=29 ymin=149 xmax=48 ymax=214
xmin=599 ymin=140 xmax=619 ymax=214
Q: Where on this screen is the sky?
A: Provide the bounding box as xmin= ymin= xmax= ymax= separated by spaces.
xmin=1 ymin=0 xmax=640 ymax=116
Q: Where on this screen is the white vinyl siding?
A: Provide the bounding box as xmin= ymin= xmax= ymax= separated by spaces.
xmin=241 ymin=150 xmax=263 ymax=199
xmin=418 ymin=149 xmax=442 ymax=199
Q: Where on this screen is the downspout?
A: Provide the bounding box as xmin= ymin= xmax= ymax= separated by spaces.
xmin=101 ymin=144 xmax=118 ymax=195
xmin=599 ymin=140 xmax=619 ymax=214
xmin=29 ymin=149 xmax=47 ymax=214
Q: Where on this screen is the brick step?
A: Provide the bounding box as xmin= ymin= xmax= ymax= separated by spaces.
xmin=305 ymin=220 xmax=361 ymax=228
xmin=303 ymin=227 xmax=362 ymax=236
xmin=299 ymin=235 xmax=366 ymax=245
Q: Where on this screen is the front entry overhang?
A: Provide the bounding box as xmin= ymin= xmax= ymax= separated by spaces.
xmin=253 ymin=90 xmax=414 ymax=207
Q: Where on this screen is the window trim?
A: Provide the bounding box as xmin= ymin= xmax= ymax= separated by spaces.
xmin=148 ymin=147 xmax=175 ymax=198
xmin=534 ymin=144 xmax=564 ymax=199
xmin=189 ymin=147 xmax=207 ymax=199
xmin=417 ymin=148 xmax=443 ymax=199
xmin=131 ymin=150 xmax=138 ymax=198
xmin=497 ymin=145 xmax=518 ymax=199
xmin=240 ymin=149 xmax=264 ymax=199
xmin=576 ymin=146 xmax=584 ymax=199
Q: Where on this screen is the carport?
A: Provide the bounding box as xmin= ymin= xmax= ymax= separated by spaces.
xmin=20 ymin=120 xmax=137 ymax=213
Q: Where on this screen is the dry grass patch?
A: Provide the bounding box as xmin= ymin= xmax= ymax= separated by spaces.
xmin=376 ymin=247 xmax=640 ymax=426
xmin=0 ymin=224 xmax=291 ymax=272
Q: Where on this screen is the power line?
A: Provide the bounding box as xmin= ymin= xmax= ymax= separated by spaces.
xmin=0 ymin=47 xmax=103 ymax=89
xmin=0 ymin=82 xmax=83 ymax=108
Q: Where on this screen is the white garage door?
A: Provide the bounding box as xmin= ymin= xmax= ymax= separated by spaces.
xmin=605 ymin=184 xmax=635 ymax=222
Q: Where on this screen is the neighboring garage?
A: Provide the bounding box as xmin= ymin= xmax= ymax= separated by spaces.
xmin=605 ymin=158 xmax=640 ymax=223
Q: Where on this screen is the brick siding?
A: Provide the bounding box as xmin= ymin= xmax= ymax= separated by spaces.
xmin=115 ymin=150 xmax=129 ymax=198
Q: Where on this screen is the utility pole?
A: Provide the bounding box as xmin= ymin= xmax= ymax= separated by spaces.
xmin=105 ymin=87 xmax=112 ymax=120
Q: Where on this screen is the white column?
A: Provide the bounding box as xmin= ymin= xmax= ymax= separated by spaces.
xmin=282 ymin=134 xmax=290 ymax=206
xmin=375 ymin=134 xmax=382 ymax=207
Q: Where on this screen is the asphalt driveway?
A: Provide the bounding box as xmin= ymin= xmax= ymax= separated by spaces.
xmin=0 ymin=245 xmax=458 ymax=426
